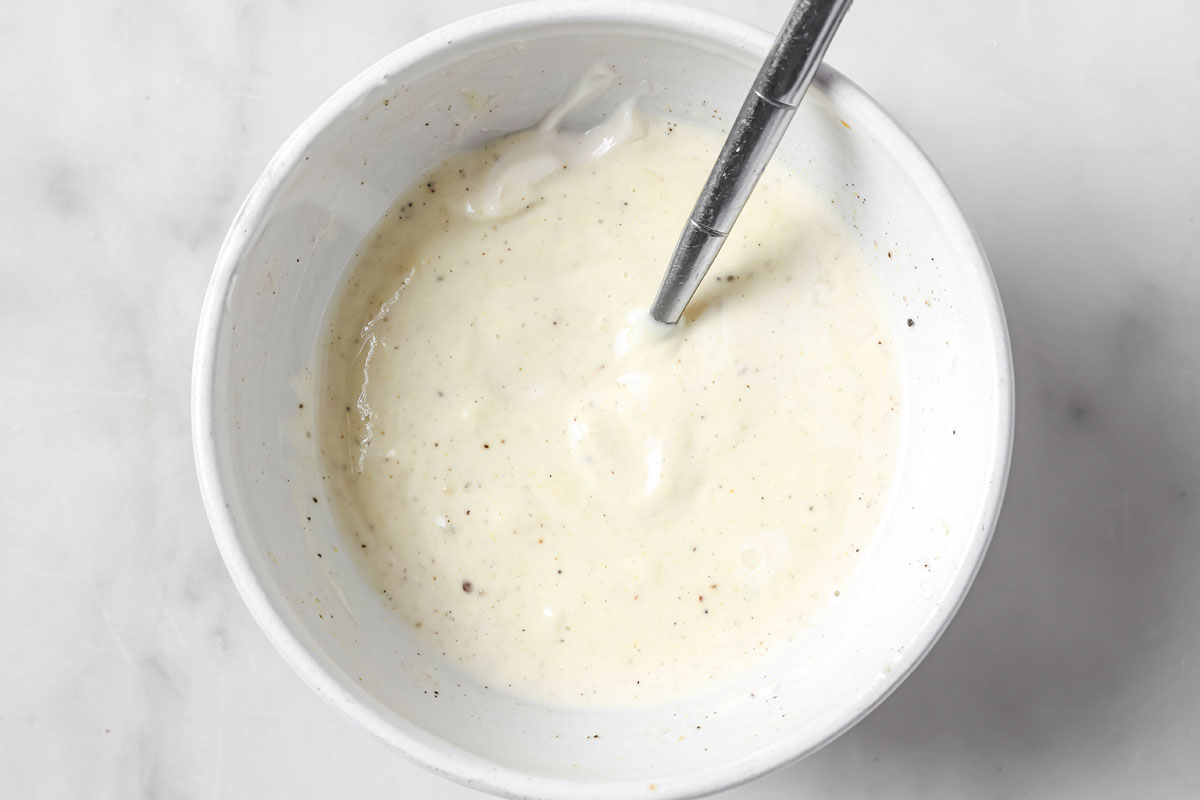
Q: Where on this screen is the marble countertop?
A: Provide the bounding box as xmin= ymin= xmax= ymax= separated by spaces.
xmin=3 ymin=0 xmax=1199 ymax=796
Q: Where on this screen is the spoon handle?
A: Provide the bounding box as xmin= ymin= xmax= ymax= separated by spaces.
xmin=649 ymin=0 xmax=853 ymax=324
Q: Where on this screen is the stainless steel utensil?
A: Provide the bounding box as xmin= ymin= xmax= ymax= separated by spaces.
xmin=649 ymin=0 xmax=853 ymax=323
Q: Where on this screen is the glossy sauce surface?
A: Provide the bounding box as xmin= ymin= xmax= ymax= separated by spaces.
xmin=319 ymin=90 xmax=900 ymax=706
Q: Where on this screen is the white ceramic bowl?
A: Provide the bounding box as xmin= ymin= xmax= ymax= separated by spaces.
xmin=192 ymin=3 xmax=1013 ymax=798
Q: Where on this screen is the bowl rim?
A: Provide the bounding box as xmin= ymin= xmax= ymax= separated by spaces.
xmin=191 ymin=2 xmax=1015 ymax=798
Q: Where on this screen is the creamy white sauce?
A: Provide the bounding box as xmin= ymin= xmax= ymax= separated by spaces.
xmin=318 ymin=84 xmax=901 ymax=707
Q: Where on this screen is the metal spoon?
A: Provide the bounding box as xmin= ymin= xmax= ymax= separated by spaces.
xmin=649 ymin=0 xmax=853 ymax=324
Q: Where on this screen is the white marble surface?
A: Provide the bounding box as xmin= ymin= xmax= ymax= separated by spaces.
xmin=3 ymin=0 xmax=1199 ymax=796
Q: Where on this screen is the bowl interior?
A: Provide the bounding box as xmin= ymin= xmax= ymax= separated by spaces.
xmin=197 ymin=7 xmax=1010 ymax=797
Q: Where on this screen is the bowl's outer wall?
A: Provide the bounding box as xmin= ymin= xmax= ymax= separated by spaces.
xmin=192 ymin=4 xmax=1013 ymax=799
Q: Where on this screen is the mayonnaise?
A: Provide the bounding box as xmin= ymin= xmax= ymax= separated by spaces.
xmin=318 ymin=81 xmax=900 ymax=707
